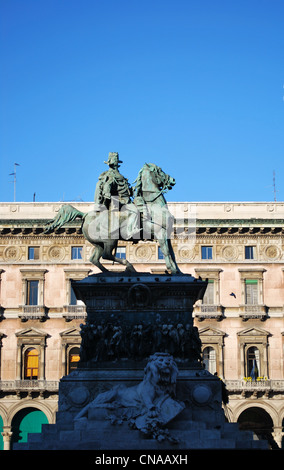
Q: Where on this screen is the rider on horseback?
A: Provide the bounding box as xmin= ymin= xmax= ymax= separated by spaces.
xmin=94 ymin=152 xmax=141 ymax=240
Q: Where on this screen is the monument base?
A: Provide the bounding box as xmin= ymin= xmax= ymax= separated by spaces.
xmin=13 ymin=273 xmax=268 ymax=450
xmin=14 ymin=362 xmax=268 ymax=450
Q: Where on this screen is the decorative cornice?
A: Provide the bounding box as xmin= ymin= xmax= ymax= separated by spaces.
xmin=0 ymin=221 xmax=283 ymax=237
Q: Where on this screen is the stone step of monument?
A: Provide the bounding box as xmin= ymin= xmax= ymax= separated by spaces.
xmin=223 ymin=429 xmax=254 ymax=441
xmin=192 ymin=410 xmax=225 ymax=427
xmin=59 ymin=429 xmax=82 ymax=442
xmin=241 ymin=437 xmax=268 ymax=449
xmin=12 ymin=417 xmax=269 ymax=451
xmin=235 ymin=439 xmax=258 ymax=450
xmin=13 ymin=442 xmax=29 ymax=450
xmin=26 ymin=433 xmax=43 ymax=443
xmin=170 ymin=418 xmax=207 ymax=431
xmin=77 ymin=426 xmax=240 ymax=450
xmin=41 ymin=423 xmax=63 ymax=435
xmin=199 ymin=429 xmax=221 ymax=440
xmin=198 ymin=438 xmax=237 ymax=449
xmin=13 ymin=430 xmax=268 ymax=451
xmin=220 ymin=427 xmax=268 ymax=448
xmin=222 ymin=422 xmax=240 ymax=432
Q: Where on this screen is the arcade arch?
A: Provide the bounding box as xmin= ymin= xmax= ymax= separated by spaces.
xmin=10 ymin=406 xmax=49 ymax=449
xmin=0 ymin=400 xmax=55 ymax=450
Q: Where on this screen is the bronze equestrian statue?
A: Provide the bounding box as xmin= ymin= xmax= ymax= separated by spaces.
xmin=44 ymin=152 xmax=180 ymax=274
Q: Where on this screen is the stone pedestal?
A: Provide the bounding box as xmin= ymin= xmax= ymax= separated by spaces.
xmin=13 ymin=272 xmax=268 ymax=450
xmin=73 ymin=272 xmax=206 ymax=370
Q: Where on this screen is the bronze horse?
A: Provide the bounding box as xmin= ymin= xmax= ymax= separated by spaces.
xmin=44 ymin=163 xmax=180 ymax=274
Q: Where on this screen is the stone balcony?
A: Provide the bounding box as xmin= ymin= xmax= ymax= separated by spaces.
xmin=19 ymin=305 xmax=48 ymax=322
xmin=62 ymin=304 xmax=87 ymax=321
xmin=1 ymin=378 xmax=283 ymax=394
xmin=239 ymin=304 xmax=268 ymax=321
xmin=225 ymin=379 xmax=284 ymax=397
xmin=194 ymin=304 xmax=224 ymax=321
xmin=0 ymin=380 xmax=59 ymax=397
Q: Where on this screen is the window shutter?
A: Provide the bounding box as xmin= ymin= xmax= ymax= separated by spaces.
xmin=27 ymin=280 xmax=39 ymax=305
xmin=203 ymin=280 xmax=214 ymax=304
xmin=245 ymin=280 xmax=258 ymax=305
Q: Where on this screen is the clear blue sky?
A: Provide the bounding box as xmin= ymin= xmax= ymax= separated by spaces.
xmin=1 ymin=0 xmax=283 ymax=203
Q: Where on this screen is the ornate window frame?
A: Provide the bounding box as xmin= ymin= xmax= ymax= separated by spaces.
xmin=60 ymin=327 xmax=81 ymax=376
xmin=63 ymin=269 xmax=90 ymax=321
xmin=15 ymin=327 xmax=48 ymax=380
xmin=237 ymin=327 xmax=270 ymax=379
xmin=19 ymin=269 xmax=47 ymax=321
xmin=199 ymin=326 xmax=225 ymax=378
xmin=194 ymin=268 xmax=223 ymax=321
xmin=238 ymin=268 xmax=267 ymax=320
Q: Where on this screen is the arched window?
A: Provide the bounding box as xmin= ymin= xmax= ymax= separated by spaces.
xmin=24 ymin=348 xmax=39 ymax=380
xmin=246 ymin=346 xmax=260 ymax=379
xmin=203 ymin=346 xmax=217 ymax=374
xmin=68 ymin=347 xmax=80 ymax=373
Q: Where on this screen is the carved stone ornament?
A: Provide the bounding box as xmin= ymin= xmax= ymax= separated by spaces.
xmin=68 ymin=385 xmax=90 ymax=407
xmin=264 ymin=245 xmax=280 ymax=260
xmin=192 ymin=384 xmax=212 ymax=405
xmin=178 ymin=245 xmax=195 ymax=261
xmin=222 ymin=245 xmax=238 ymax=261
xmin=74 ymin=353 xmax=185 ymax=443
xmin=127 ymin=283 xmax=151 ymax=308
xmin=4 ymin=245 xmax=20 ymax=261
xmin=78 ymin=319 xmax=202 ymax=364
xmin=47 ymin=245 xmax=65 ymax=261
xmin=135 ymin=244 xmax=152 ymax=261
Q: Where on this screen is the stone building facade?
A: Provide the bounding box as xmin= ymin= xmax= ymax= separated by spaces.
xmin=0 ymin=201 xmax=283 ymax=449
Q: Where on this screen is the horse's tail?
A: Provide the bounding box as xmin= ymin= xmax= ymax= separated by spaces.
xmin=44 ymin=204 xmax=85 ymax=233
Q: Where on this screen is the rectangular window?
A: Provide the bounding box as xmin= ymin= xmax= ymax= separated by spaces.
xmin=26 ymin=280 xmax=39 ymax=305
xmin=245 ymin=246 xmax=256 ymax=260
xmin=69 ymin=282 xmax=84 ymax=306
xmin=116 ymin=247 xmax=126 ymax=259
xmin=202 ymin=280 xmax=214 ymax=304
xmin=246 ymin=346 xmax=260 ymax=378
xmin=245 ymin=279 xmax=258 ymax=305
xmin=70 ymin=286 xmax=77 ymax=305
xmin=201 ymin=246 xmax=213 ymax=260
xmin=69 ymin=347 xmax=80 ymax=373
xmin=158 ymin=247 xmax=164 ymax=259
xmin=203 ymin=347 xmax=217 ymax=375
xmin=28 ymin=246 xmax=40 ymax=260
xmin=71 ymin=246 xmax=82 ymax=260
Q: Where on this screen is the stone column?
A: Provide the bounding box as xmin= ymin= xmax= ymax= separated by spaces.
xmin=16 ymin=345 xmax=22 ymax=380
xmin=1 ymin=428 xmax=13 ymax=450
xmin=272 ymin=426 xmax=283 ymax=449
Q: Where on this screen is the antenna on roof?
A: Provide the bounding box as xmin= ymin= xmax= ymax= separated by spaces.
xmin=9 ymin=163 xmax=20 ymax=202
